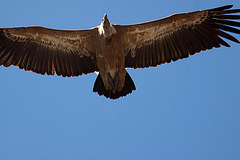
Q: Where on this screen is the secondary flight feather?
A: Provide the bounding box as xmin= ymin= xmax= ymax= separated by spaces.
xmin=0 ymin=5 xmax=239 ymax=99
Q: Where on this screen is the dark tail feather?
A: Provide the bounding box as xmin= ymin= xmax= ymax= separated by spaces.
xmin=93 ymin=72 xmax=136 ymax=99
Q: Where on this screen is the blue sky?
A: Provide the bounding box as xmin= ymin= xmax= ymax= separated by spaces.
xmin=1 ymin=0 xmax=240 ymax=159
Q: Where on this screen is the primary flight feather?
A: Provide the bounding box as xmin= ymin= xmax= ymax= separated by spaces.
xmin=0 ymin=5 xmax=239 ymax=99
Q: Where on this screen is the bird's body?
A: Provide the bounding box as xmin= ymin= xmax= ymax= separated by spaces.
xmin=94 ymin=15 xmax=136 ymax=97
xmin=96 ymin=23 xmax=128 ymax=94
xmin=0 ymin=5 xmax=240 ymax=99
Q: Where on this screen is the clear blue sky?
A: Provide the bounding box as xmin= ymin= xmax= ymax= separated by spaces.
xmin=1 ymin=0 xmax=240 ymax=160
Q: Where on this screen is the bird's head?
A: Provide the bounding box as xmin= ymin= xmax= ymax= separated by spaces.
xmin=102 ymin=14 xmax=110 ymax=27
xmin=99 ymin=13 xmax=116 ymax=40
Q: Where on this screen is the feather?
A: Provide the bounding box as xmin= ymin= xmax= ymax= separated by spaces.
xmin=213 ymin=15 xmax=240 ymax=19
xmin=209 ymin=5 xmax=233 ymax=11
xmin=215 ymin=23 xmax=240 ymax=34
xmin=214 ymin=19 xmax=240 ymax=27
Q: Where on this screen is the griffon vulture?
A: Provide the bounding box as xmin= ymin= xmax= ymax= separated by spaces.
xmin=0 ymin=5 xmax=240 ymax=99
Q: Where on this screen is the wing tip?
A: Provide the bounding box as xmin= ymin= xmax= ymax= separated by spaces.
xmin=209 ymin=5 xmax=233 ymax=11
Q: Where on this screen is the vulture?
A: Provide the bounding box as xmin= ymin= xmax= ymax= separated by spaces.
xmin=0 ymin=5 xmax=240 ymax=99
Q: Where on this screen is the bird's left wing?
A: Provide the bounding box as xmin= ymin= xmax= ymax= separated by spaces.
xmin=0 ymin=26 xmax=99 ymax=77
xmin=115 ymin=5 xmax=240 ymax=68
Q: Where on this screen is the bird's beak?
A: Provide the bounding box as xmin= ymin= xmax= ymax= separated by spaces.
xmin=104 ymin=14 xmax=108 ymax=20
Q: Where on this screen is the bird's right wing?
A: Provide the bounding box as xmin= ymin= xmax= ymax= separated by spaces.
xmin=0 ymin=26 xmax=99 ymax=77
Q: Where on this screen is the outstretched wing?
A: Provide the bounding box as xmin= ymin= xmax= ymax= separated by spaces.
xmin=0 ymin=26 xmax=99 ymax=77
xmin=116 ymin=5 xmax=240 ymax=68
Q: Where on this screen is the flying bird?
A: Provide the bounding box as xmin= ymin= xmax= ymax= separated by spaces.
xmin=0 ymin=5 xmax=240 ymax=99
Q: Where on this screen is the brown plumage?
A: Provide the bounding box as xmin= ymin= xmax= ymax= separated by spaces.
xmin=0 ymin=5 xmax=240 ymax=99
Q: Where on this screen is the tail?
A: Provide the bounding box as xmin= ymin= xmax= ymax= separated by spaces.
xmin=93 ymin=72 xmax=136 ymax=99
